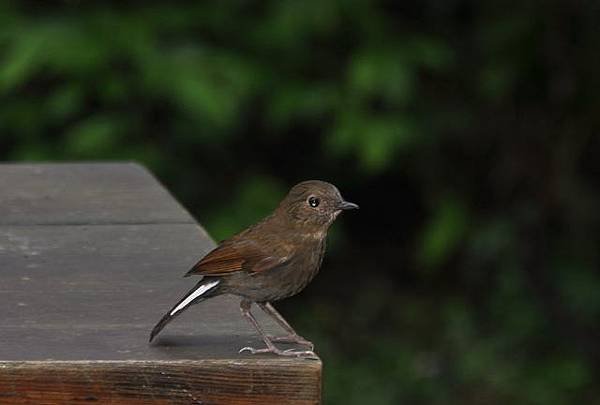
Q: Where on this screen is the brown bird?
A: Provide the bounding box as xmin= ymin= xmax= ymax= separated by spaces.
xmin=149 ymin=180 xmax=358 ymax=357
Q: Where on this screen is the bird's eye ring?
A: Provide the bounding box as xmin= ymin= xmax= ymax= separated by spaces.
xmin=308 ymin=196 xmax=320 ymax=208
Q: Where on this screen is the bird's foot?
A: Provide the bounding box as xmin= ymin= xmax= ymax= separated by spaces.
xmin=239 ymin=346 xmax=317 ymax=358
xmin=266 ymin=334 xmax=314 ymax=351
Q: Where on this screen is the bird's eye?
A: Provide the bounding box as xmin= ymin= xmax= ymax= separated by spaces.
xmin=308 ymin=196 xmax=320 ymax=208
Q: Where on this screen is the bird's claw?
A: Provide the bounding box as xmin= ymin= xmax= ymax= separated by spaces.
xmin=266 ymin=334 xmax=315 ymax=350
xmin=239 ymin=345 xmax=317 ymax=358
xmin=282 ymin=348 xmax=318 ymax=358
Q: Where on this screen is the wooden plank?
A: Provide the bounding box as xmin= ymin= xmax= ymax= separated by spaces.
xmin=0 ymin=224 xmax=302 ymax=360
xmin=0 ymin=163 xmax=195 ymax=225
xmin=0 ymin=360 xmax=321 ymax=404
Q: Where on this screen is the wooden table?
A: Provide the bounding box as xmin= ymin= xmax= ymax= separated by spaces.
xmin=0 ymin=163 xmax=321 ymax=404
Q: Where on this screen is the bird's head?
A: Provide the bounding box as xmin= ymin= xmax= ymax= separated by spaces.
xmin=278 ymin=180 xmax=358 ymax=229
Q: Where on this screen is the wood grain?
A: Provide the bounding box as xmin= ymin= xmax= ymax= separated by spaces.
xmin=0 ymin=360 xmax=321 ymax=404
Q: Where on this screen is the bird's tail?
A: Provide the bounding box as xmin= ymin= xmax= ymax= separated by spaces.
xmin=149 ymin=278 xmax=220 ymax=342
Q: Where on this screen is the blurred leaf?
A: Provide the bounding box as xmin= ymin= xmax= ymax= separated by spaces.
xmin=152 ymin=49 xmax=259 ymax=131
xmin=0 ymin=31 xmax=46 ymax=93
xmin=556 ymin=258 xmax=600 ymax=317
xmin=328 ymin=112 xmax=419 ymax=173
xmin=348 ymin=48 xmax=414 ymax=104
xmin=360 ymin=117 xmax=416 ymax=172
xmin=267 ymin=82 xmax=338 ymax=127
xmin=479 ymin=64 xmax=516 ymax=101
xmin=407 ymin=37 xmax=455 ymax=71
xmin=63 ymin=115 xmax=125 ymax=158
xmin=45 ymin=84 xmax=84 ymax=121
xmin=419 ymin=197 xmax=468 ymax=268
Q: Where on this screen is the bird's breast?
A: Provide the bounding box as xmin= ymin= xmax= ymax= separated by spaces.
xmin=282 ymin=238 xmax=326 ymax=296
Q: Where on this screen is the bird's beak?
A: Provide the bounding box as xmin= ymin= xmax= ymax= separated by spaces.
xmin=338 ymin=201 xmax=359 ymax=211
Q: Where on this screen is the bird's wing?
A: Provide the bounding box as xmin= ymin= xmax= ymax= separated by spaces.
xmin=184 ymin=239 xmax=289 ymax=277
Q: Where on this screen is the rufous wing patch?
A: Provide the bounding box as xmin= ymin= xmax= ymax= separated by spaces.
xmin=184 ymin=240 xmax=289 ymax=277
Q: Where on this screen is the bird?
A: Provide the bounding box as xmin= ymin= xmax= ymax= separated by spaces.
xmin=149 ymin=180 xmax=358 ymax=357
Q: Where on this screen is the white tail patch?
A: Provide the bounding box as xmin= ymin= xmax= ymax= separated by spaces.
xmin=170 ymin=280 xmax=219 ymax=316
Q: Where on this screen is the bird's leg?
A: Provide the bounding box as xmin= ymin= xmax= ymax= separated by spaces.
xmin=257 ymin=302 xmax=314 ymax=350
xmin=238 ymin=299 xmax=316 ymax=358
xmin=239 ymin=299 xmax=278 ymax=352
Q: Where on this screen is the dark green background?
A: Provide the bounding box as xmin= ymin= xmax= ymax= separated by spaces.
xmin=2 ymin=1 xmax=600 ymax=403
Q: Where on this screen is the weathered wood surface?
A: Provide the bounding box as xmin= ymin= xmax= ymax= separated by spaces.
xmin=0 ymin=163 xmax=321 ymax=404
xmin=0 ymin=361 xmax=321 ymax=404
xmin=0 ymin=163 xmax=195 ymax=225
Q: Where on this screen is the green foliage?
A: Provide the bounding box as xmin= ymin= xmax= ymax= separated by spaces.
xmin=418 ymin=197 xmax=468 ymax=268
xmin=2 ymin=1 xmax=600 ymax=404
